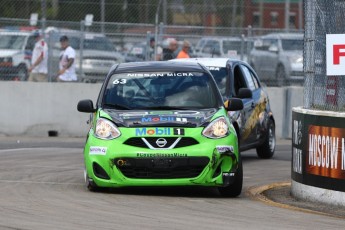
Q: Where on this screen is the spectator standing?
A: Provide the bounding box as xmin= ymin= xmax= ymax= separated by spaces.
xmin=149 ymin=37 xmax=162 ymax=61
xmin=162 ymin=38 xmax=178 ymax=60
xmin=176 ymin=40 xmax=191 ymax=59
xmin=57 ymin=35 xmax=77 ymax=82
xmin=28 ymin=31 xmax=48 ymax=82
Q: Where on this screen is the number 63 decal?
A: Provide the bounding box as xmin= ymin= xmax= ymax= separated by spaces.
xmin=113 ymin=79 xmax=127 ymax=84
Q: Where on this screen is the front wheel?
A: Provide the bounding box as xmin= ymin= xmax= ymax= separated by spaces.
xmin=84 ymin=169 xmax=99 ymax=192
xmin=218 ymin=156 xmax=243 ymax=197
xmin=256 ymin=119 xmax=275 ymax=159
xmin=16 ymin=66 xmax=28 ymax=81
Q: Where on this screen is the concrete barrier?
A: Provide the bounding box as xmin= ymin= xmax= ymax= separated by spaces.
xmin=0 ymin=82 xmax=303 ymax=138
xmin=0 ymin=82 xmax=102 ymax=137
xmin=291 ymin=107 xmax=345 ymax=206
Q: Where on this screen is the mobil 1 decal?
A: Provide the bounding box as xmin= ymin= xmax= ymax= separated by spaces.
xmin=135 ymin=127 xmax=185 ymax=136
xmin=173 ymin=128 xmax=185 ymax=135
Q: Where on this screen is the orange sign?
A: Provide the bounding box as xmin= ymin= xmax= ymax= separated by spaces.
xmin=307 ymin=125 xmax=345 ymax=179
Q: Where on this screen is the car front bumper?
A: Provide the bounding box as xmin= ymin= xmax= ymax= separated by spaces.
xmin=84 ymin=133 xmax=239 ymax=188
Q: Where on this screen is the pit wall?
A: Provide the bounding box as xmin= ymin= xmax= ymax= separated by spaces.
xmin=291 ymin=107 xmax=345 ymax=206
xmin=0 ymin=82 xmax=303 ymax=138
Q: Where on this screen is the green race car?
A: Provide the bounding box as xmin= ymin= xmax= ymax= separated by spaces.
xmin=77 ymin=61 xmax=244 ymax=197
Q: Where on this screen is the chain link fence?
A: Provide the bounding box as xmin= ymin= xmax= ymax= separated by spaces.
xmin=0 ymin=0 xmax=304 ymax=85
xmin=304 ymin=0 xmax=345 ymax=111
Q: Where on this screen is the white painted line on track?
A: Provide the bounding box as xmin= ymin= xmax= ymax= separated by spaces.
xmin=0 ymin=179 xmax=83 ymax=185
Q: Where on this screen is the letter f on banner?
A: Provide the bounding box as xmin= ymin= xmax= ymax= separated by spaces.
xmin=333 ymin=45 xmax=345 ymax=64
xmin=326 ymin=34 xmax=345 ymax=75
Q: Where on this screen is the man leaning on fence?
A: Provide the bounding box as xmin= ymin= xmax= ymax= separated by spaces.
xmin=28 ymin=30 xmax=48 ymax=82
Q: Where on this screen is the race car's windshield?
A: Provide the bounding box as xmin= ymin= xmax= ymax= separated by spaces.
xmin=207 ymin=67 xmax=227 ymax=98
xmin=103 ymin=71 xmax=220 ymax=109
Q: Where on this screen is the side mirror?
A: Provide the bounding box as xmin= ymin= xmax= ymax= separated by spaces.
xmin=77 ymin=99 xmax=96 ymax=113
xmin=237 ymin=88 xmax=252 ymax=99
xmin=224 ymin=98 xmax=243 ymax=111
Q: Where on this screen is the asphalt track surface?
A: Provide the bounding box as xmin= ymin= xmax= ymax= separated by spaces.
xmin=0 ymin=136 xmax=344 ymax=229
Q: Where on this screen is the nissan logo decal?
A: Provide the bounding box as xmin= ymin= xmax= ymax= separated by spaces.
xmin=156 ymin=138 xmax=167 ymax=147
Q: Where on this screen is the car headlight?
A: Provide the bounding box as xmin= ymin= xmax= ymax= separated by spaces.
xmin=94 ymin=118 xmax=121 ymax=139
xmin=289 ymin=55 xmax=303 ymax=63
xmin=202 ymin=117 xmax=229 ymax=139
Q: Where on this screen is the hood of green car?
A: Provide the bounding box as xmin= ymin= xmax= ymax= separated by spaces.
xmin=100 ymin=108 xmax=220 ymax=127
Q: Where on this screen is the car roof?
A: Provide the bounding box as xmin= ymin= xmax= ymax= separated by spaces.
xmin=0 ymin=30 xmax=32 ymax=36
xmin=262 ymin=33 xmax=303 ymax=39
xmin=46 ymin=27 xmax=107 ymax=38
xmin=113 ymin=61 xmax=206 ymax=73
xmin=198 ymin=36 xmax=244 ymax=41
xmin=170 ymin=57 xmax=243 ymax=68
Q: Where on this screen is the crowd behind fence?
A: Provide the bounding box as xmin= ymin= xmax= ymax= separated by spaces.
xmin=0 ymin=16 xmax=303 ymax=85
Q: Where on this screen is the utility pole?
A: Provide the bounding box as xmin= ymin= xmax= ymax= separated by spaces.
xmin=101 ymin=0 xmax=105 ymax=33
xmin=259 ymin=0 xmax=263 ymax=29
xmin=231 ymin=0 xmax=238 ymax=35
xmin=298 ymin=0 xmax=303 ymax=31
xmin=41 ymin=0 xmax=46 ymax=35
xmin=285 ymin=0 xmax=291 ymax=32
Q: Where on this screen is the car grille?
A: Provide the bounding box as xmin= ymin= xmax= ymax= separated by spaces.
xmin=123 ymin=137 xmax=199 ymax=149
xmin=114 ymin=157 xmax=209 ymax=179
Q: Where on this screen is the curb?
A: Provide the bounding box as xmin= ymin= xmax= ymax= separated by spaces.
xmin=245 ymin=181 xmax=343 ymax=218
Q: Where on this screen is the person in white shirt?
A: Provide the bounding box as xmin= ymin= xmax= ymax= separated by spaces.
xmin=28 ymin=31 xmax=48 ymax=82
xmin=57 ymin=35 xmax=77 ymax=82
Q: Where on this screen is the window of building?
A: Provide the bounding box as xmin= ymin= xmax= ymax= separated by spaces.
xmin=270 ymin=12 xmax=279 ymax=26
xmin=289 ymin=12 xmax=296 ymax=28
xmin=252 ymin=12 xmax=260 ymax=27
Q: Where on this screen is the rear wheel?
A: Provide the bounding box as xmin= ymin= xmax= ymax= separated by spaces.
xmin=256 ymin=119 xmax=275 ymax=159
xmin=218 ymin=156 xmax=243 ymax=197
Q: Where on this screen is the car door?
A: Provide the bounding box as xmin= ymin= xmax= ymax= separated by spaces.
xmin=240 ymin=64 xmax=268 ymax=144
xmin=231 ymin=64 xmax=256 ymax=148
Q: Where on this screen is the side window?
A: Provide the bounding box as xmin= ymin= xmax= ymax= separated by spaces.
xmin=202 ymin=40 xmax=220 ymax=55
xmin=241 ymin=65 xmax=256 ymax=91
xmin=259 ymin=38 xmax=277 ymax=51
xmin=251 ymin=72 xmax=260 ymax=89
xmin=25 ymin=36 xmax=36 ymax=50
xmin=233 ymin=65 xmax=247 ymax=96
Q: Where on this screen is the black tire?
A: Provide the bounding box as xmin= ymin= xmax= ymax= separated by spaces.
xmin=84 ymin=169 xmax=99 ymax=192
xmin=275 ymin=65 xmax=286 ymax=87
xmin=256 ymin=119 xmax=276 ymax=159
xmin=218 ymin=156 xmax=243 ymax=197
xmin=17 ymin=66 xmax=28 ymax=81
